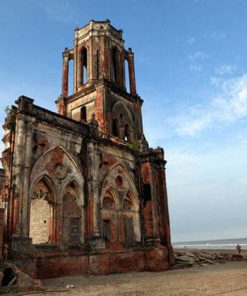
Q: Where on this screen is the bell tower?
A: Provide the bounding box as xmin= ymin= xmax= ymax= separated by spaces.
xmin=56 ymin=20 xmax=143 ymax=143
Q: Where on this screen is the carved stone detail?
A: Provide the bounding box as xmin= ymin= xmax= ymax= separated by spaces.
xmin=54 ymin=163 xmax=68 ymax=180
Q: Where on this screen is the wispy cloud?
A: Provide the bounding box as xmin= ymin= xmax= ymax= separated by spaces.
xmin=187 ymin=51 xmax=209 ymax=62
xmin=187 ymin=51 xmax=209 ymax=73
xmin=171 ymin=73 xmax=247 ymax=136
xmin=187 ymin=37 xmax=196 ymax=45
xmin=28 ymin=0 xmax=80 ymax=23
xmin=215 ymin=64 xmax=237 ymax=75
xmin=209 ymin=31 xmax=227 ymax=40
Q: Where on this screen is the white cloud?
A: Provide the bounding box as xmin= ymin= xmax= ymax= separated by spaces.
xmin=215 ymin=64 xmax=237 ymax=75
xmin=209 ymin=31 xmax=227 ymax=40
xmin=187 ymin=37 xmax=196 ymax=45
xmin=187 ymin=51 xmax=209 ymax=61
xmin=172 ymin=73 xmax=247 ymax=136
xmin=186 ymin=51 xmax=209 ymax=73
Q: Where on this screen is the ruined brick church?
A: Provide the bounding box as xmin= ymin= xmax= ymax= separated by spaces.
xmin=0 ymin=20 xmax=174 ymax=278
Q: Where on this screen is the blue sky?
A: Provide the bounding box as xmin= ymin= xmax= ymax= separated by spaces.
xmin=1 ymin=0 xmax=247 ymax=242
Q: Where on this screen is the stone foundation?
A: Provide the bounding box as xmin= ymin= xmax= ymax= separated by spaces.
xmin=12 ymin=244 xmax=170 ymax=279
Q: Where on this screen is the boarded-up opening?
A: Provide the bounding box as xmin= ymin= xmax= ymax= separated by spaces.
xmin=30 ymin=178 xmax=54 ymax=244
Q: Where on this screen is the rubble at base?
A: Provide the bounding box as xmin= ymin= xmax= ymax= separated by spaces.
xmin=174 ymin=250 xmax=245 ymax=268
xmin=0 ymin=262 xmax=43 ymax=294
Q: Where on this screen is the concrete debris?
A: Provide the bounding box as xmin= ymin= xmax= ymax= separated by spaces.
xmin=0 ymin=263 xmax=43 ymax=293
xmin=66 ymin=284 xmax=75 ymax=289
xmin=174 ymin=250 xmax=245 ymax=268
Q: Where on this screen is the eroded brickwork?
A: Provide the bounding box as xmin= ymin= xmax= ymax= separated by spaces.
xmin=1 ymin=20 xmax=174 ymax=277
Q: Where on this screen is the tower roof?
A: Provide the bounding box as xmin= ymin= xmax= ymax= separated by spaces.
xmin=75 ymin=19 xmax=123 ymax=42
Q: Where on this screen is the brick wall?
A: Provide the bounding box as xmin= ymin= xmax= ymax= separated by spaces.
xmin=34 ymin=247 xmax=167 ymax=279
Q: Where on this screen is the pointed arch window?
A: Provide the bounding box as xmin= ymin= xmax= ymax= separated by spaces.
xmin=103 ymin=196 xmax=115 ymax=209
xmin=81 ymin=47 xmax=87 ymax=85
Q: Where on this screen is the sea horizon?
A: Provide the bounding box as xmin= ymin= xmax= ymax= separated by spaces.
xmin=172 ymin=237 xmax=247 ymax=250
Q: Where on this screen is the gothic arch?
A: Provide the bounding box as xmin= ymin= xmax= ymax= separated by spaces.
xmin=123 ymin=190 xmax=139 ymax=212
xmin=102 ymin=163 xmax=139 ymax=197
xmin=29 ymin=146 xmax=85 ymax=247
xmin=111 ymin=101 xmax=134 ymax=142
xmin=31 ymin=146 xmax=83 ymax=186
xmin=100 ymin=186 xmax=120 ymax=210
xmin=99 ymin=162 xmax=140 ymax=243
xmin=112 ymin=101 xmax=134 ymax=126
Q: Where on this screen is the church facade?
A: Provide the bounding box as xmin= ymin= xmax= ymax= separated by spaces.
xmin=0 ymin=20 xmax=174 ymax=278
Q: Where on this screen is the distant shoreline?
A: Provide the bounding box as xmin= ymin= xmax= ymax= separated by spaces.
xmin=172 ymin=237 xmax=247 ymax=250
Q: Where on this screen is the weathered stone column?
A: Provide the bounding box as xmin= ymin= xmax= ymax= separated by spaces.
xmin=127 ymin=48 xmax=137 ymax=96
xmin=74 ymin=29 xmax=79 ymax=93
xmin=21 ymin=120 xmax=34 ymax=237
xmin=56 ymin=96 xmax=67 ymax=116
xmin=11 ymin=97 xmax=34 ymax=238
xmin=77 ymin=46 xmax=82 ymax=88
xmin=56 ymin=203 xmax=63 ymax=246
xmin=62 ymin=48 xmax=70 ymax=97
xmin=87 ymin=142 xmax=101 ymax=239
xmin=158 ymin=163 xmax=175 ymax=265
xmin=13 ymin=114 xmax=26 ymax=235
xmin=149 ymin=165 xmax=159 ymax=239
xmin=140 ymin=161 xmax=158 ymax=240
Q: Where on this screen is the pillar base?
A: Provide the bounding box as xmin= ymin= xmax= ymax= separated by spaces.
xmin=88 ymin=236 xmax=105 ymax=249
xmin=10 ymin=235 xmax=33 ymax=254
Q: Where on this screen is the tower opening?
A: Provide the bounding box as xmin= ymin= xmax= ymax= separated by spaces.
xmin=112 ymin=118 xmax=119 ymax=137
xmin=80 ymin=106 xmax=87 ymax=122
xmin=112 ymin=47 xmax=119 ymax=84
xmin=81 ymin=47 xmax=87 ymax=85
xmin=124 ymin=123 xmax=130 ymax=142
xmin=125 ymin=59 xmax=130 ymax=93
xmin=68 ymin=58 xmax=74 ymax=96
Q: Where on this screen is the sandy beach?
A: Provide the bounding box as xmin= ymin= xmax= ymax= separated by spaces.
xmin=12 ymin=249 xmax=245 ymax=296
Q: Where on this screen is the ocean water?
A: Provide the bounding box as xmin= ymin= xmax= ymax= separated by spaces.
xmin=173 ymin=237 xmax=247 ymax=250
